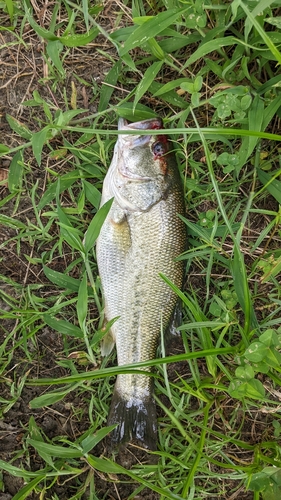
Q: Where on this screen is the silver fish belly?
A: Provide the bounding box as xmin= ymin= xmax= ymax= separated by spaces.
xmin=96 ymin=117 xmax=186 ymax=449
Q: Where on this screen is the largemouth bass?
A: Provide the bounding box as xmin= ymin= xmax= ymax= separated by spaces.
xmin=96 ymin=117 xmax=186 ymax=449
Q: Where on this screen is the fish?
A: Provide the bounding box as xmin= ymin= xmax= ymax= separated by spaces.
xmin=96 ymin=117 xmax=186 ymax=450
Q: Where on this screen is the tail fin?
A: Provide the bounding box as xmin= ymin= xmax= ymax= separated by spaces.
xmin=107 ymin=389 xmax=157 ymax=450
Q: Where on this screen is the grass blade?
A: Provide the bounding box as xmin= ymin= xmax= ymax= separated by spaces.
xmin=182 ymin=37 xmax=237 ymax=70
xmin=86 ymin=455 xmax=183 ymax=499
xmin=98 ymin=60 xmax=122 ymax=112
xmin=12 ymin=476 xmax=45 ymax=500
xmin=133 ymin=60 xmax=164 ymax=110
xmin=242 ymin=0 xmax=281 ymax=64
xmin=84 ymin=197 xmax=113 ymax=253
xmin=257 ymin=168 xmax=281 ymax=204
xmin=119 ymin=8 xmax=186 ymax=56
xmin=6 ymin=114 xmax=32 ymax=140
xmin=77 ymin=271 xmax=88 ymax=328
xmin=31 ymin=127 xmax=50 ymax=166
xmin=43 ymin=265 xmax=81 ymax=292
xmin=27 ymin=348 xmax=235 ymax=386
xmin=8 ymin=151 xmax=24 ymax=192
xmin=43 ymin=315 xmax=83 ymax=338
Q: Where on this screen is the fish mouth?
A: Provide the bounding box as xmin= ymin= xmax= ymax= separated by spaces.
xmin=118 ymin=117 xmax=163 ymax=130
xmin=118 ymin=117 xmax=163 ymax=148
xmin=115 ymin=117 xmax=165 ymax=184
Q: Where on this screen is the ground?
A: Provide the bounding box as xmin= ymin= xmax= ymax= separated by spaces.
xmin=1 ymin=2 xmax=281 ymax=500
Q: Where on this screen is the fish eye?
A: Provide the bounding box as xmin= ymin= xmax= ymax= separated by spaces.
xmin=152 ymin=141 xmax=165 ymax=158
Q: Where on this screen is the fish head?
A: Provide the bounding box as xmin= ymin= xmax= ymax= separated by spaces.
xmin=105 ymin=117 xmax=176 ymax=213
xmin=116 ymin=117 xmax=171 ymax=180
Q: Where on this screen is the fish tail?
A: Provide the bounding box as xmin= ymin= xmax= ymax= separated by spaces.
xmin=107 ymin=387 xmax=157 ymax=450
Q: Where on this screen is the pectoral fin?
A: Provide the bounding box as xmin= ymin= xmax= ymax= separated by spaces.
xmin=101 ymin=329 xmax=116 ymax=356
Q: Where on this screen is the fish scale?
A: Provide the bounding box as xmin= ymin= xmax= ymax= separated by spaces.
xmin=96 ymin=117 xmax=186 ymax=449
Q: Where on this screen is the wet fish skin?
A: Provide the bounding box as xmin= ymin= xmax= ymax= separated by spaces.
xmin=96 ymin=117 xmax=186 ymax=449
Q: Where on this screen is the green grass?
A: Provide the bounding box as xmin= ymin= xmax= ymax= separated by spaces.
xmin=1 ymin=0 xmax=281 ymax=499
